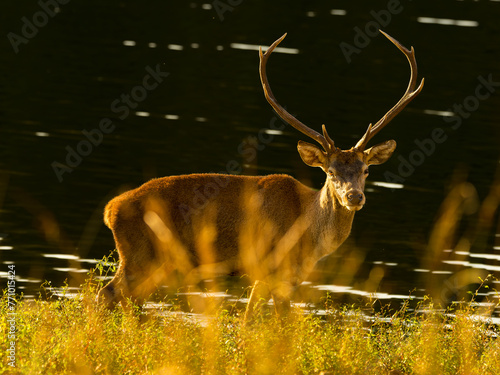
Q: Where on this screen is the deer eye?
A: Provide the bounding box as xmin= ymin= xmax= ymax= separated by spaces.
xmin=363 ymin=168 xmax=369 ymax=176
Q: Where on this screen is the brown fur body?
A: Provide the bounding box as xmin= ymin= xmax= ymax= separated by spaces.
xmin=98 ymin=172 xmax=358 ymax=308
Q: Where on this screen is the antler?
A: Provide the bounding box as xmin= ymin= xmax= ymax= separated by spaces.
xmin=259 ymin=34 xmax=335 ymax=153
xmin=355 ymin=31 xmax=425 ymax=150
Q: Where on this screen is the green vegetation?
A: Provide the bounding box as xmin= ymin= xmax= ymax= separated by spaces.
xmin=1 ymin=272 xmax=499 ymax=375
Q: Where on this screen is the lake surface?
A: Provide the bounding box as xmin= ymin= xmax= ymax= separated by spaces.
xmin=0 ymin=1 xmax=499 ymax=315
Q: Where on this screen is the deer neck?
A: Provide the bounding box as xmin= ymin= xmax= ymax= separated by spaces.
xmin=310 ymin=181 xmax=356 ymax=255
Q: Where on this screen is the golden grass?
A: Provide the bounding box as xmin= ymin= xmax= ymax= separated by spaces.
xmin=1 ymin=271 xmax=499 ymax=375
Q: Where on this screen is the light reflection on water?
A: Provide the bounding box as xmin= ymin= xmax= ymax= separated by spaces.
xmin=37 ymin=281 xmax=500 ymax=330
xmin=314 ymin=284 xmax=418 ymax=301
xmin=417 ymin=17 xmax=479 ymax=28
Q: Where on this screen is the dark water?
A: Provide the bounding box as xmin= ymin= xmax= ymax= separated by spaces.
xmin=1 ymin=1 xmax=499 ymax=315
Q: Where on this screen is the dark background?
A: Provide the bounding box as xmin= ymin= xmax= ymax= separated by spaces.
xmin=0 ymin=1 xmax=499 ymax=307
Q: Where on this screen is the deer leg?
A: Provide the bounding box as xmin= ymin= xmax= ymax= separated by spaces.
xmin=243 ymin=280 xmax=271 ymax=323
xmin=98 ymin=221 xmax=160 ymax=310
xmin=271 ymin=294 xmax=291 ymax=317
xmin=97 ymin=267 xmax=129 ymax=309
xmin=97 ymin=262 xmax=151 ymax=311
xmin=269 ymin=280 xmax=296 ymax=321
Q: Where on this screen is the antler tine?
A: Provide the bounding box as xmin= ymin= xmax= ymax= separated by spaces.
xmin=260 ymin=34 xmax=332 ymax=152
xmin=355 ymin=30 xmax=425 ymax=150
xmin=322 ymin=124 xmax=335 ymax=150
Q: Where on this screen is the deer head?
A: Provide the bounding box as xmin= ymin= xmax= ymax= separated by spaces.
xmin=259 ymin=31 xmax=424 ymax=211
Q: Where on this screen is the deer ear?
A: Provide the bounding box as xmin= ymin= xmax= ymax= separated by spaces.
xmin=364 ymin=140 xmax=396 ymax=165
xmin=297 ymin=141 xmax=327 ymax=167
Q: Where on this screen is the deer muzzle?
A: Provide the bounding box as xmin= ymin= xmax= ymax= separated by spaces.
xmin=345 ymin=189 xmax=365 ymax=211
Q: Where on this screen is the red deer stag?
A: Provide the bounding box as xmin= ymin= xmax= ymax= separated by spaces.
xmin=97 ymin=31 xmax=424 ymax=314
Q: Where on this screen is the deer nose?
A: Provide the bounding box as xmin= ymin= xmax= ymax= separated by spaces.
xmin=346 ymin=190 xmax=364 ymax=206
